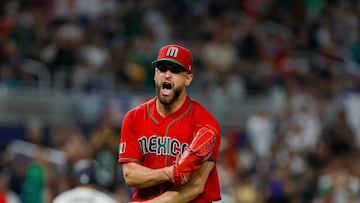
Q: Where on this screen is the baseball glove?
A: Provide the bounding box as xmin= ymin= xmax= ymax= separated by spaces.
xmin=172 ymin=124 xmax=217 ymax=184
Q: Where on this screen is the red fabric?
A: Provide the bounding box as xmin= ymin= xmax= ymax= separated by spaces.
xmin=223 ymin=129 xmax=239 ymax=173
xmin=0 ymin=191 xmax=7 ymax=203
xmin=0 ymin=19 xmax=12 ymax=37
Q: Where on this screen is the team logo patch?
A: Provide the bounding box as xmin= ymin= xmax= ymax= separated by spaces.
xmin=166 ymin=47 xmax=179 ymax=57
xmin=119 ymin=142 xmax=126 ymax=154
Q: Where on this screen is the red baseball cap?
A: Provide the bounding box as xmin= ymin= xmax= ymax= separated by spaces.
xmin=152 ymin=44 xmax=193 ymax=73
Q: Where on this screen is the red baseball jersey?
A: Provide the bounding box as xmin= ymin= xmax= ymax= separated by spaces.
xmin=118 ymin=96 xmax=221 ymax=202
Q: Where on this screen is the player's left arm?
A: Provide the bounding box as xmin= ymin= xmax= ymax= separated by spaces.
xmin=130 ymin=160 xmax=215 ymax=203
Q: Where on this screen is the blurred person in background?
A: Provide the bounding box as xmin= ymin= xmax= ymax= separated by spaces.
xmin=245 ymin=108 xmax=276 ymax=159
xmin=52 ymin=159 xmax=117 ymax=203
xmin=20 ymin=145 xmax=48 ymax=203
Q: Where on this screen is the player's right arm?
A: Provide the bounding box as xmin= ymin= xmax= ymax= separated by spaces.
xmin=120 ymin=109 xmax=172 ymax=188
xmin=122 ymin=162 xmax=172 ymax=188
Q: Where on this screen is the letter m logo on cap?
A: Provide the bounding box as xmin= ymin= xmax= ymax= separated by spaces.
xmin=166 ymin=47 xmax=179 ymax=57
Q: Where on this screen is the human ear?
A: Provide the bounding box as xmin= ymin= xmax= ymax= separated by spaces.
xmin=185 ymin=73 xmax=193 ymax=86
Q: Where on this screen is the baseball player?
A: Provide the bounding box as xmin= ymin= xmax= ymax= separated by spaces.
xmin=52 ymin=159 xmax=117 ymax=203
xmin=118 ymin=44 xmax=222 ymax=202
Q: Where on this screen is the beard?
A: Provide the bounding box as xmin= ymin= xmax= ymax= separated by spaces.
xmin=156 ymin=84 xmax=183 ymax=106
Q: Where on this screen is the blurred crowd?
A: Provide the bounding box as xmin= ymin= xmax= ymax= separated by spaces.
xmin=0 ymin=0 xmax=360 ymax=202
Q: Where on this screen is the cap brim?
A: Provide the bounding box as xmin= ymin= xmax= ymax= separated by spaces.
xmin=152 ymin=58 xmax=188 ymax=72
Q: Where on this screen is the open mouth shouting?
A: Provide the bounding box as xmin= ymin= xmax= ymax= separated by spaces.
xmin=161 ymin=81 xmax=173 ymax=96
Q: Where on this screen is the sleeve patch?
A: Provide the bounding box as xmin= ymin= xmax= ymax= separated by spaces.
xmin=119 ymin=142 xmax=126 ymax=154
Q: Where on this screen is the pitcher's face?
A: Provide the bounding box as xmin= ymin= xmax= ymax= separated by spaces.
xmin=154 ymin=62 xmax=193 ymax=106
